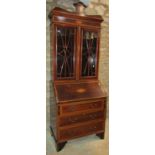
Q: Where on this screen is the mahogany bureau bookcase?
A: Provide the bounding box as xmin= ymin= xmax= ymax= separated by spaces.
xmin=48 ymin=2 xmax=107 ymax=151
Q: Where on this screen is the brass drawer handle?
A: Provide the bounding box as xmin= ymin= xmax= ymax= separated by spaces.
xmin=89 ymin=114 xmax=95 ymax=119
xmin=70 ymin=119 xmax=76 ymax=123
xmin=88 ymin=126 xmax=97 ymax=131
xmin=89 ymin=104 xmax=94 ymax=108
xmin=69 ymin=106 xmax=76 ymax=112
xmin=93 ymin=126 xmax=97 ymax=129
xmin=69 ymin=117 xmax=78 ymax=123
xmin=89 ymin=103 xmax=99 ymax=108
xmin=69 ymin=130 xmax=76 ymax=136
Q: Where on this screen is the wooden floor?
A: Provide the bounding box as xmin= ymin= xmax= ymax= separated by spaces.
xmin=46 ymin=118 xmax=109 ymax=155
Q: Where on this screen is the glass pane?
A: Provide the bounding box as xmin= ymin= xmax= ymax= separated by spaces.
xmin=56 ymin=27 xmax=75 ymax=78
xmin=81 ymin=30 xmax=98 ymax=77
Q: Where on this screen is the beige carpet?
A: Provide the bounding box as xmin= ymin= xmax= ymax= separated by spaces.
xmin=46 ymin=118 xmax=109 ymax=155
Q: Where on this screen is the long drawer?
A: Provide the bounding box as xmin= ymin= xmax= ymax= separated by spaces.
xmin=59 ymin=121 xmax=104 ymax=140
xmin=59 ymin=110 xmax=104 ymax=126
xmin=60 ymin=100 xmax=104 ymax=115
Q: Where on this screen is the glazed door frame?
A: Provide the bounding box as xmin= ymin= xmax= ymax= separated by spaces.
xmin=79 ymin=27 xmax=100 ymax=80
xmin=52 ymin=24 xmax=101 ymax=81
xmin=53 ymin=24 xmax=78 ymax=81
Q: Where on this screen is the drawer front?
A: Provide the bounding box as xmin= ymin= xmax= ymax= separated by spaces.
xmin=61 ymin=100 xmax=104 ymax=114
xmin=59 ymin=121 xmax=103 ymax=140
xmin=59 ymin=111 xmax=104 ymax=126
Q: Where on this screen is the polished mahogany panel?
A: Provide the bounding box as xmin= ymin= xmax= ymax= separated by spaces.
xmin=49 ymin=7 xmax=103 ymax=28
xmin=61 ymin=101 xmax=103 ymax=114
xmin=55 ymin=82 xmax=106 ymax=103
xmin=59 ymin=121 xmax=104 ymax=140
xmin=59 ymin=110 xmax=104 ymax=126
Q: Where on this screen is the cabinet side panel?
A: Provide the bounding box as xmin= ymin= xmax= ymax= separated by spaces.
xmin=50 ymin=96 xmax=57 ymax=138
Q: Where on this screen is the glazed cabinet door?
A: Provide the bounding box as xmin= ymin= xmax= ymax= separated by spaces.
xmin=80 ymin=29 xmax=99 ymax=79
xmin=55 ymin=25 xmax=77 ymax=80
